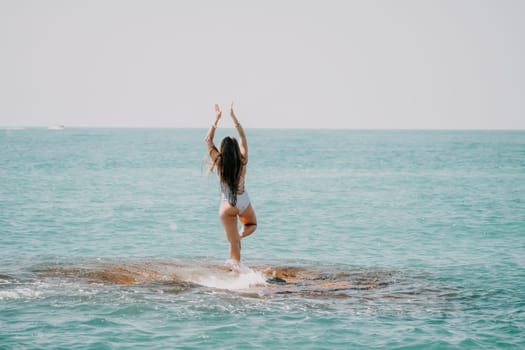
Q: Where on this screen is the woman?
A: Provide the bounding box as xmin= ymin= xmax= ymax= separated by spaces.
xmin=205 ymin=102 xmax=257 ymax=266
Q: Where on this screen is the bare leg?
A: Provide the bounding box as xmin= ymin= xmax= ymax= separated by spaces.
xmin=219 ymin=202 xmax=241 ymax=262
xmin=239 ymin=204 xmax=257 ymax=239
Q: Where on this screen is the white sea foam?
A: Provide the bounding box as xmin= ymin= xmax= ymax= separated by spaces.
xmin=191 ymin=264 xmax=267 ymax=290
xmin=0 ymin=288 xmax=42 ymax=300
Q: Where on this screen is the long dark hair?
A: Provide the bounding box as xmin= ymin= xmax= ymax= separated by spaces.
xmin=216 ymin=136 xmax=243 ymax=206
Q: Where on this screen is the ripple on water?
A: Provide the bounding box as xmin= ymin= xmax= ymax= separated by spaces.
xmin=1 ymin=257 xmax=521 ymax=349
xmin=23 ymin=258 xmax=463 ymax=314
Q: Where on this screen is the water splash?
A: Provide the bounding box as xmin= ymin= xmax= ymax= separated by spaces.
xmin=192 ymin=262 xmax=267 ymax=290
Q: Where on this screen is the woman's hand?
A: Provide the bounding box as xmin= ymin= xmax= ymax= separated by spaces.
xmin=214 ymin=104 xmax=222 ymax=125
xmin=230 ymin=101 xmax=239 ymax=124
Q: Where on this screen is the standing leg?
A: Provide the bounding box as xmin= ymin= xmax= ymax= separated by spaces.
xmin=239 ymin=204 xmax=257 ymax=239
xmin=219 ymin=202 xmax=241 ymax=262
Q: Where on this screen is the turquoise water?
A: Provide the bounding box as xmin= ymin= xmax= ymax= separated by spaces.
xmin=1 ymin=128 xmax=524 ymax=349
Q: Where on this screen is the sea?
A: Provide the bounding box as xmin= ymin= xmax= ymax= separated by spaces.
xmin=1 ymin=128 xmax=524 ymax=349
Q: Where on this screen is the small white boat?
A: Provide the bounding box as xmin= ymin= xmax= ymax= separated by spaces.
xmin=48 ymin=125 xmax=65 ymax=130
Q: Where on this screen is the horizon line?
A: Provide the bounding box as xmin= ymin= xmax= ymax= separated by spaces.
xmin=1 ymin=125 xmax=524 ymax=131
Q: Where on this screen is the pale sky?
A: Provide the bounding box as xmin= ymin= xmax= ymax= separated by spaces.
xmin=1 ymin=0 xmax=524 ymax=129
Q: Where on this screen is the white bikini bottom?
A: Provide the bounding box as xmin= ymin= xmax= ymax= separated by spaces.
xmin=221 ymin=190 xmax=250 ymax=214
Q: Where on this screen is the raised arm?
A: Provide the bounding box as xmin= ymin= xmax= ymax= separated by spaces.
xmin=205 ymin=104 xmax=222 ymax=160
xmin=230 ymin=102 xmax=248 ymax=164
